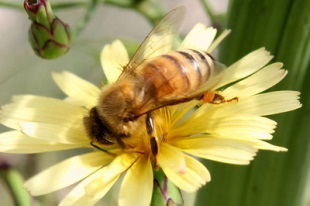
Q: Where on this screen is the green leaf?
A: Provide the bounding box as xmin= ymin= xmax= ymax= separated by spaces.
xmin=195 ymin=0 xmax=310 ymax=206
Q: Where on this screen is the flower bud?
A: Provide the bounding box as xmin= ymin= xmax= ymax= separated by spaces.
xmin=24 ymin=0 xmax=71 ymax=59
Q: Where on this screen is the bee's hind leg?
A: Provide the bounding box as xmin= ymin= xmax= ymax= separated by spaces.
xmin=146 ymin=113 xmax=159 ymax=169
xmin=200 ymin=91 xmax=238 ymax=104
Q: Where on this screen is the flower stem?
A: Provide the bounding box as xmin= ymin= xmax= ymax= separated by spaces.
xmin=0 ymin=1 xmax=86 ymax=10
xmin=1 ymin=0 xmax=164 ymax=34
xmin=0 ymin=1 xmax=23 ymax=9
xmin=199 ymin=0 xmax=217 ymax=23
xmin=199 ymin=0 xmax=226 ymax=31
xmin=134 ymin=0 xmax=165 ymax=25
xmin=73 ymin=0 xmax=99 ymax=38
xmin=151 ymin=169 xmax=183 ymax=206
xmin=0 ymin=161 xmax=31 ymax=206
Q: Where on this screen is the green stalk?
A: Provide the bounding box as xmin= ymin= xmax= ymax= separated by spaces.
xmin=199 ymin=0 xmax=226 ymax=32
xmin=151 ymin=169 xmax=183 ymax=206
xmin=1 ymin=0 xmax=163 ymax=37
xmin=73 ymin=0 xmax=99 ymax=38
xmin=0 ymin=162 xmax=32 ymax=206
xmin=196 ymin=0 xmax=310 ymax=206
xmin=134 ymin=0 xmax=164 ymax=25
xmin=199 ymin=0 xmax=217 ymax=24
xmin=0 ymin=1 xmax=23 ymax=9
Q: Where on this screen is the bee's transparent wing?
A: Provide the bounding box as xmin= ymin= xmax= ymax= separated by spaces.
xmin=161 ymin=60 xmax=227 ymax=101
xmin=190 ymin=61 xmax=227 ymax=95
xmin=119 ymin=6 xmax=185 ymax=77
xmin=130 ymin=60 xmax=228 ymax=118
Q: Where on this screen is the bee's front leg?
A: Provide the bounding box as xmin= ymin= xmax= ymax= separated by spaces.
xmin=146 ymin=113 xmax=159 ymax=168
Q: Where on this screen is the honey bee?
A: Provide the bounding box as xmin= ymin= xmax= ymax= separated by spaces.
xmin=83 ymin=7 xmax=232 ymax=157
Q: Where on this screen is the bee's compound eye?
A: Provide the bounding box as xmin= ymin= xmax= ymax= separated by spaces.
xmin=123 ymin=112 xmax=136 ymax=122
xmin=95 ymin=134 xmax=114 ymax=145
xmin=84 ymin=107 xmax=115 ymax=146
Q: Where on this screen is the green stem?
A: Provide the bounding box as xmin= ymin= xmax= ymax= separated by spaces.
xmin=134 ymin=0 xmax=165 ymax=25
xmin=0 ymin=1 xmax=87 ymax=10
xmin=0 ymin=0 xmax=164 ymax=25
xmin=199 ymin=0 xmax=217 ymax=23
xmin=46 ymin=2 xmax=88 ymax=9
xmin=0 ymin=0 xmax=102 ymax=10
xmin=73 ymin=0 xmax=99 ymax=38
xmin=199 ymin=0 xmax=226 ymax=32
xmin=0 ymin=1 xmax=23 ymax=9
xmin=151 ymin=169 xmax=183 ymax=206
xmin=0 ymin=162 xmax=31 ymax=206
xmin=1 ymin=0 xmax=164 ymax=37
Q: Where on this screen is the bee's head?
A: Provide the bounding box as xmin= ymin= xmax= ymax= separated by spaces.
xmin=83 ymin=107 xmax=115 ymax=145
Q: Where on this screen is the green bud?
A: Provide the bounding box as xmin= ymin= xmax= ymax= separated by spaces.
xmin=24 ymin=0 xmax=71 ymax=59
xmin=151 ymin=169 xmax=184 ymax=206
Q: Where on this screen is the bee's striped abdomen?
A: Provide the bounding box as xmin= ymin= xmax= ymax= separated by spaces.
xmin=143 ymin=49 xmax=216 ymax=99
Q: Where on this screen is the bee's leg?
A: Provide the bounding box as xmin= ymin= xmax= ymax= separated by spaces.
xmin=90 ymin=142 xmax=116 ymax=156
xmin=200 ymin=91 xmax=238 ymax=104
xmin=146 ymin=113 xmax=159 ymax=169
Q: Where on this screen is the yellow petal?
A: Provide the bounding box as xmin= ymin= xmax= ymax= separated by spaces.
xmin=62 ymin=153 xmax=134 ymax=206
xmin=217 ymin=91 xmax=302 ymax=116
xmin=0 ymin=95 xmax=85 ymax=130
xmin=52 ymin=71 xmax=100 ymax=108
xmin=172 ymin=137 xmax=258 ymax=165
xmin=162 ymin=155 xmax=210 ymax=192
xmin=83 ymin=152 xmax=139 ymax=202
xmin=169 ymin=101 xmax=198 ymax=126
xmin=222 ymin=62 xmax=287 ymax=99
xmin=19 ymin=122 xmax=88 ymax=144
xmin=59 ymin=167 xmax=118 ymax=206
xmin=119 ymin=155 xmax=153 ymax=206
xmin=211 ymin=48 xmax=273 ymax=91
xmin=180 ymin=24 xmax=217 ymax=51
xmin=207 ymin=29 xmax=231 ymax=53
xmin=172 ymin=115 xmax=276 ymax=140
xmin=24 ymin=152 xmax=113 ymax=196
xmin=0 ymin=131 xmax=81 ymax=153
xmin=157 ymin=143 xmax=186 ymax=174
xmin=100 ymin=40 xmax=128 ymax=83
xmin=240 ymin=139 xmax=287 ymax=152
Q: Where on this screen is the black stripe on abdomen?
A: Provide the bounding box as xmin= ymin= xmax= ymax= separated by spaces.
xmin=162 ymin=54 xmax=191 ymax=89
xmin=177 ymin=51 xmax=203 ymax=86
xmin=189 ymin=50 xmax=214 ymax=81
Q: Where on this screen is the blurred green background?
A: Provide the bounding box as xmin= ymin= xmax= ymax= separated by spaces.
xmin=0 ymin=0 xmax=309 ymax=205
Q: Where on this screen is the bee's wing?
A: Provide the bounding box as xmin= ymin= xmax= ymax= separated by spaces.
xmin=118 ymin=6 xmax=185 ymax=78
xmin=187 ymin=61 xmax=227 ymax=95
xmin=130 ymin=61 xmax=227 ymax=118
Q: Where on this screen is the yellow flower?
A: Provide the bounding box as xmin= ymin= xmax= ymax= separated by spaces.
xmin=0 ymin=23 xmax=301 ymax=206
